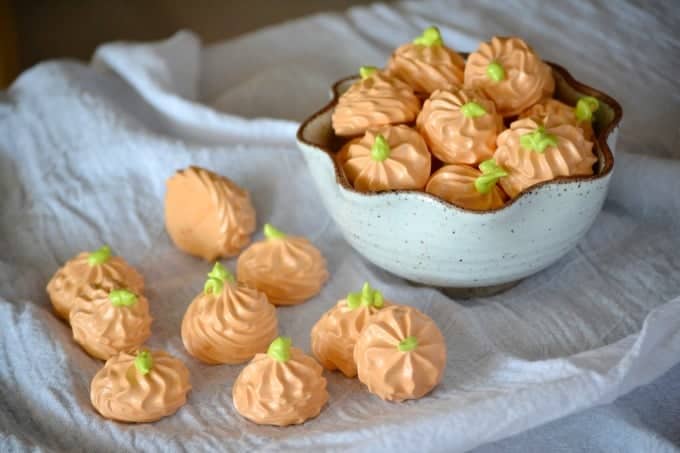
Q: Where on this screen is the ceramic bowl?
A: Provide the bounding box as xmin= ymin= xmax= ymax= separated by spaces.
xmin=296 ymin=62 xmax=622 ymax=295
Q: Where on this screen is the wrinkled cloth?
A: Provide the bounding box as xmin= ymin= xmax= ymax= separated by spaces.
xmin=1 ymin=1 xmax=680 ymax=452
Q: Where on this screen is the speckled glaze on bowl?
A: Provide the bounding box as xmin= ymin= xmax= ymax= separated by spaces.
xmin=296 ymin=62 xmax=622 ymax=293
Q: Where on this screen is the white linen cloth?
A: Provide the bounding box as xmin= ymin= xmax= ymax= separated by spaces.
xmin=1 ymin=1 xmax=679 ymax=452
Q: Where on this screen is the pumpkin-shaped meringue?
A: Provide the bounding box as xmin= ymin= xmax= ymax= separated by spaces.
xmin=233 ymin=337 xmax=328 ymax=426
xmin=493 ymin=118 xmax=597 ymax=198
xmin=70 ymin=288 xmax=152 ymax=360
xmin=387 ymin=26 xmax=465 ymax=95
xmin=165 ymin=166 xmax=256 ymax=261
xmin=426 ymin=160 xmax=508 ymax=211
xmin=237 ymin=224 xmax=328 ymax=306
xmin=91 ymin=349 xmax=191 ymax=423
xmin=311 ymin=283 xmax=390 ymax=377
xmin=331 ymin=66 xmax=420 ymax=137
xmin=417 ymin=88 xmax=504 ymax=164
xmin=354 ymin=305 xmax=447 ymax=402
xmin=337 ymin=125 xmax=431 ymax=192
xmin=464 ymin=36 xmax=554 ymax=116
xmin=519 ymin=96 xmax=599 ymax=140
xmin=46 ymin=245 xmax=144 ymax=322
xmin=181 ymin=263 xmax=278 ymax=364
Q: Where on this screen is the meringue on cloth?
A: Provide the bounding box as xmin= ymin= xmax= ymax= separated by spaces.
xmin=493 ymin=117 xmax=597 ymax=198
xmin=387 ymin=26 xmax=465 ymax=95
xmin=426 ymin=161 xmax=508 ymax=211
xmin=311 ymin=283 xmax=390 ymax=377
xmin=236 ymin=224 xmax=328 ymax=306
xmin=417 ymin=88 xmax=504 ymax=165
xmin=464 ymin=36 xmax=555 ymax=117
xmin=331 ymin=66 xmax=420 ymax=137
xmin=181 ymin=263 xmax=278 ymax=364
xmin=90 ymin=349 xmax=191 ymax=423
xmin=519 ymin=96 xmax=599 ymax=140
xmin=165 ymin=166 xmax=256 ymax=261
xmin=354 ymin=305 xmax=447 ymax=402
xmin=233 ymin=337 xmax=328 ymax=426
xmin=70 ymin=288 xmax=152 ymax=360
xmin=337 ymin=125 xmax=431 ymax=192
xmin=46 ymin=245 xmax=144 ymax=322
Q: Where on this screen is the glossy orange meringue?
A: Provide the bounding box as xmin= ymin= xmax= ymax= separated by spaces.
xmin=464 ymin=36 xmax=554 ymax=116
xmin=165 ymin=166 xmax=256 ymax=261
xmin=354 ymin=305 xmax=447 ymax=402
xmin=337 ymin=125 xmax=431 ymax=192
xmin=233 ymin=337 xmax=328 ymax=426
xmin=46 ymin=245 xmax=144 ymax=322
xmin=519 ymin=96 xmax=599 ymax=140
xmin=181 ymin=263 xmax=278 ymax=364
xmin=426 ymin=162 xmax=507 ymax=211
xmin=91 ymin=349 xmax=191 ymax=423
xmin=417 ymin=88 xmax=504 ymax=164
xmin=236 ymin=224 xmax=328 ymax=306
xmin=494 ymin=118 xmax=597 ymax=198
xmin=311 ymin=283 xmax=390 ymax=377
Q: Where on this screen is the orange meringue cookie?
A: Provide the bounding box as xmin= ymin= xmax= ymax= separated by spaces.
xmin=426 ymin=162 xmax=507 ymax=211
xmin=236 ymin=224 xmax=328 ymax=306
xmin=417 ymin=88 xmax=504 ymax=164
xmin=233 ymin=337 xmax=328 ymax=426
xmin=464 ymin=36 xmax=554 ymax=116
xmin=311 ymin=283 xmax=390 ymax=377
xmin=181 ymin=263 xmax=278 ymax=364
xmin=337 ymin=125 xmax=431 ymax=192
xmin=519 ymin=96 xmax=599 ymax=140
xmin=331 ymin=67 xmax=420 ymax=137
xmin=494 ymin=118 xmax=597 ymax=198
xmin=165 ymin=166 xmax=256 ymax=261
xmin=354 ymin=305 xmax=447 ymax=402
xmin=91 ymin=349 xmax=191 ymax=423
xmin=70 ymin=288 xmax=152 ymax=360
xmin=387 ymin=26 xmax=465 ymax=95
xmin=46 ymin=245 xmax=144 ymax=322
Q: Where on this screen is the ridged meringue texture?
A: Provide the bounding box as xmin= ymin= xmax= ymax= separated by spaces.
xmin=494 ymin=118 xmax=597 ymax=198
xmin=46 ymin=245 xmax=144 ymax=322
xmin=311 ymin=282 xmax=390 ymax=377
xmin=233 ymin=337 xmax=329 ymax=426
xmin=426 ymin=162 xmax=507 ymax=211
xmin=464 ymin=36 xmax=555 ymax=116
xmin=387 ymin=26 xmax=465 ymax=95
xmin=70 ymin=288 xmax=152 ymax=360
xmin=181 ymin=263 xmax=278 ymax=364
xmin=337 ymin=125 xmax=431 ymax=192
xmin=332 ymin=69 xmax=420 ymax=137
xmin=354 ymin=305 xmax=447 ymax=402
xmin=90 ymin=349 xmax=191 ymax=423
xmin=417 ymin=88 xmax=504 ymax=165
xmin=236 ymin=224 xmax=328 ymax=306
xmin=519 ymin=97 xmax=598 ymax=140
xmin=165 ymin=166 xmax=256 ymax=261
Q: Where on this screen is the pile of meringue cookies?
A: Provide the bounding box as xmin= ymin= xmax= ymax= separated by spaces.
xmin=46 ymin=165 xmax=447 ymax=426
xmin=333 ymin=27 xmax=601 ymax=211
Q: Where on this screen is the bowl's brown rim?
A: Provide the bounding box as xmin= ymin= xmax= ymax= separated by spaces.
xmin=296 ymin=60 xmax=623 ymax=215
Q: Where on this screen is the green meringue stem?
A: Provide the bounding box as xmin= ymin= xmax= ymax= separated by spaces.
xmin=398 ymin=336 xmax=419 ymax=352
xmin=134 ymin=350 xmax=153 ymax=375
xmin=204 ymin=262 xmax=234 ymax=294
xmin=267 ymin=336 xmax=292 ymax=362
xmin=88 ymin=245 xmax=111 ymax=266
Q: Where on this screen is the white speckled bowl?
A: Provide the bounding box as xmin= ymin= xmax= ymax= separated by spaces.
xmin=296 ymin=62 xmax=622 ymax=295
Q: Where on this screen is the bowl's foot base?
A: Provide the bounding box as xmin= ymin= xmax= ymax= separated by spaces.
xmin=440 ymin=280 xmax=521 ymax=299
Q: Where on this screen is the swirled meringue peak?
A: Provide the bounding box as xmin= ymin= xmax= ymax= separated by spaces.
xmin=233 ymin=337 xmax=328 ymax=426
xmin=311 ymin=282 xmax=390 ymax=377
xmin=181 ymin=263 xmax=278 ymax=364
xmin=70 ymin=288 xmax=152 ymax=360
xmin=236 ymin=224 xmax=328 ymax=306
xmin=519 ymin=96 xmax=599 ymax=140
xmin=46 ymin=245 xmax=144 ymax=322
xmin=417 ymin=88 xmax=504 ymax=164
xmin=331 ymin=67 xmax=420 ymax=137
xmin=90 ymin=349 xmax=191 ymax=423
xmin=387 ymin=26 xmax=465 ymax=95
xmin=493 ymin=118 xmax=596 ymax=198
xmin=354 ymin=305 xmax=447 ymax=402
xmin=426 ymin=160 xmax=508 ymax=211
xmin=165 ymin=166 xmax=256 ymax=261
xmin=464 ymin=37 xmax=555 ymax=116
xmin=337 ymin=125 xmax=431 ymax=192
